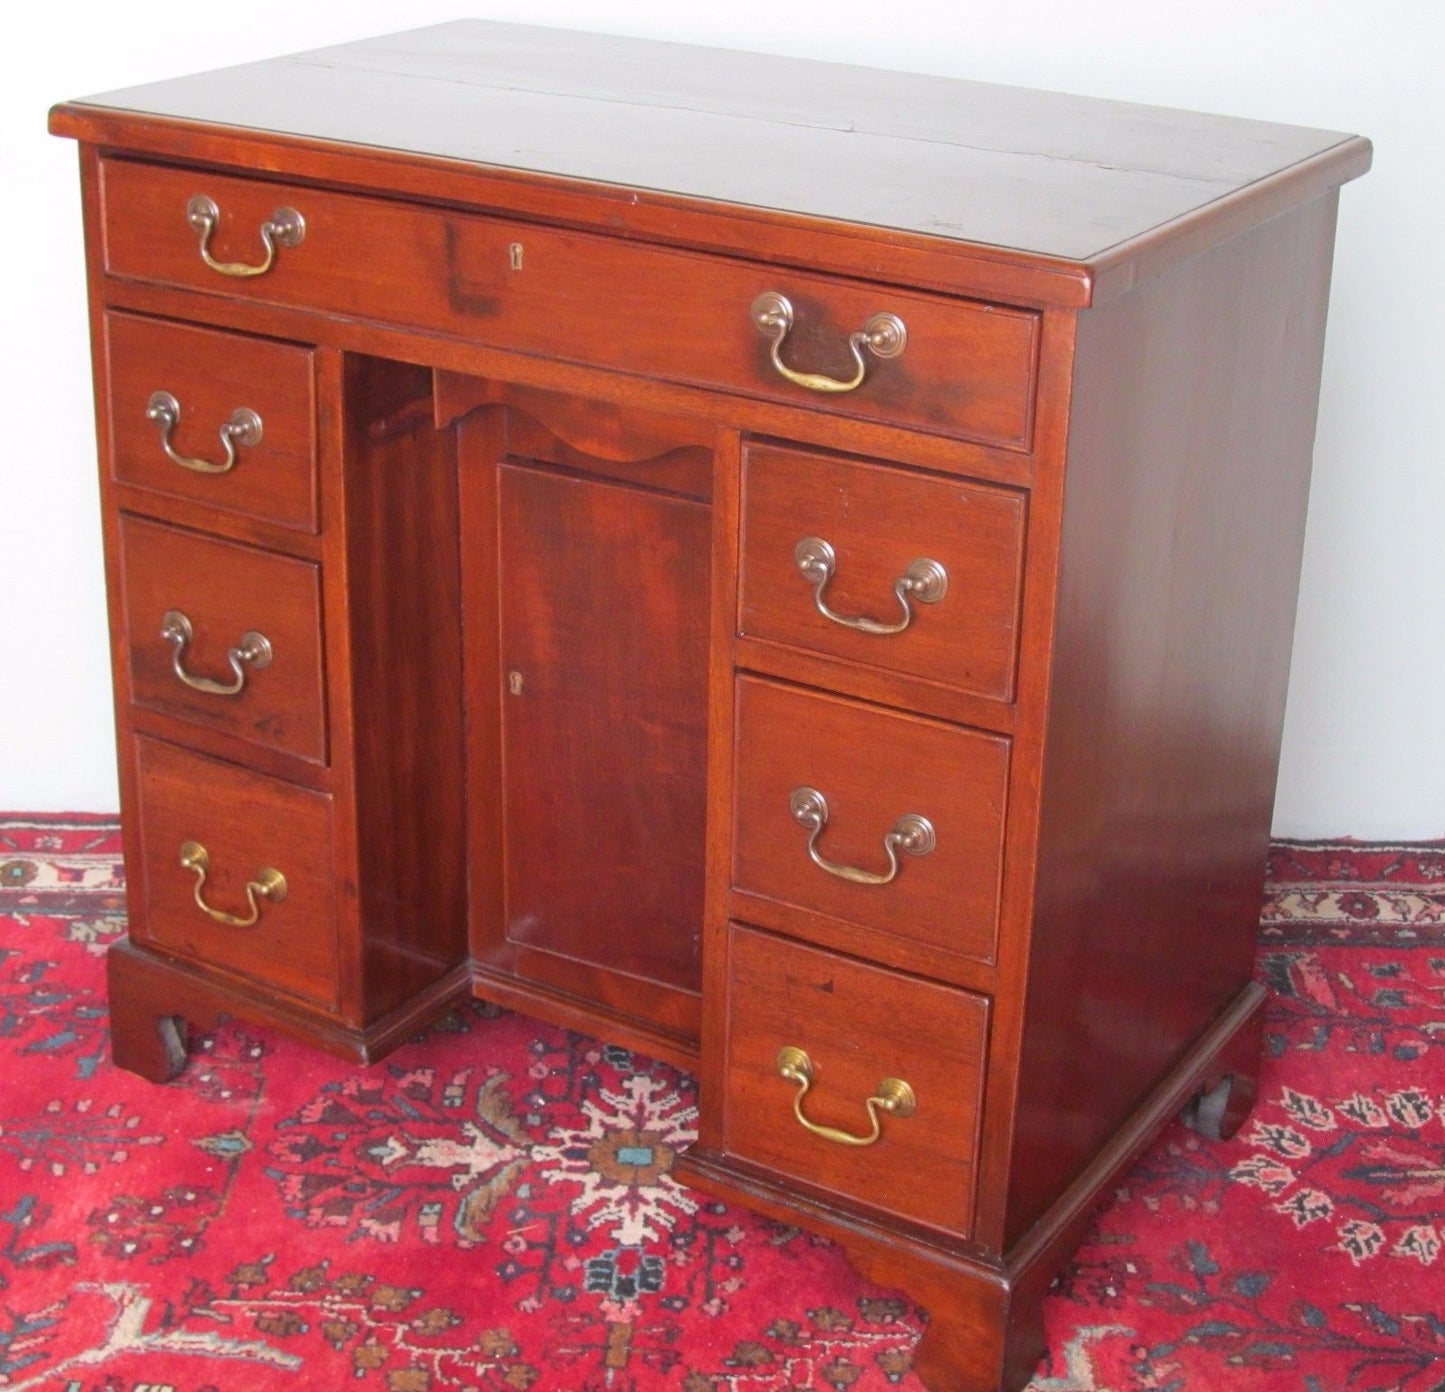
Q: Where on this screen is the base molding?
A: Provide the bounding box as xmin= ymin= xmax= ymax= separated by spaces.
xmin=469 ymin=960 xmax=700 ymax=1072
xmin=106 ymin=938 xmax=472 ymax=1082
xmin=107 ymin=930 xmax=1267 ymax=1392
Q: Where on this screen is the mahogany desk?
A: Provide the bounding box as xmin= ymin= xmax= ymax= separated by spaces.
xmin=51 ymin=24 xmax=1370 ymax=1390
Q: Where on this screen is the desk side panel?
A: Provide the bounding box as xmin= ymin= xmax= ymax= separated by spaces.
xmin=340 ymin=355 xmax=469 ymax=1017
xmin=1006 ymin=191 xmax=1342 ymax=1246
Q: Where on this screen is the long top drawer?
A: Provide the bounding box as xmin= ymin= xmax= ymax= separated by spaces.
xmin=100 ymin=159 xmax=1040 ymax=452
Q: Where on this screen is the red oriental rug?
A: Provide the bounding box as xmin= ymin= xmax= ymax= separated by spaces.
xmin=1 ymin=817 xmax=1442 ymax=1392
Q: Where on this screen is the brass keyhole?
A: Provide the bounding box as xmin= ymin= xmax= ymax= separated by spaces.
xmin=509 ymin=242 xmax=524 ymax=271
xmin=507 ymin=670 xmax=525 ymax=695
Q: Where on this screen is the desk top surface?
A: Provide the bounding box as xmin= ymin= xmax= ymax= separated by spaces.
xmin=56 ymin=21 xmax=1369 ymax=271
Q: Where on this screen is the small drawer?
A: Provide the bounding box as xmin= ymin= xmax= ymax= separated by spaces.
xmin=741 ymin=443 xmax=1027 ymax=701
xmin=100 ymin=159 xmax=1038 ymax=454
xmin=734 ymin=677 xmax=1008 ymax=965
xmin=105 ymin=312 xmax=316 ymax=533
xmin=118 ymin=515 xmax=326 ymax=765
xmin=723 ymin=923 xmax=988 ymax=1236
xmin=133 ymin=737 xmax=337 ymax=1009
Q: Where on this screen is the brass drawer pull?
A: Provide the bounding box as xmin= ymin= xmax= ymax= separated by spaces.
xmin=789 ymin=786 xmax=935 ymax=886
xmin=178 ymin=840 xmax=287 ymax=928
xmin=186 ymin=194 xmax=305 ymax=278
xmin=146 ymin=390 xmax=263 ymax=475
xmin=776 ymin=1045 xmax=916 ymax=1148
xmin=751 ymin=291 xmax=906 ymax=394
xmin=794 ymin=536 xmax=948 ymax=634
xmin=160 ymin=609 xmax=273 ymax=696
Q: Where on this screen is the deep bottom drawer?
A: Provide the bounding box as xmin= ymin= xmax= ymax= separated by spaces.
xmin=132 ymin=737 xmax=338 ymax=1009
xmin=722 ymin=922 xmax=989 ymax=1236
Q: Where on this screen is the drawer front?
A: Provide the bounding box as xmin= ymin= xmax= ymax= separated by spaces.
xmin=101 ymin=160 xmax=1038 ymax=452
xmin=734 ymin=677 xmax=1008 ymax=964
xmin=741 ymin=443 xmax=1027 ymax=701
xmin=133 ymin=737 xmax=337 ymax=1009
xmin=106 ymin=312 xmax=316 ymax=532
xmin=723 ymin=924 xmax=988 ymax=1235
xmin=119 ymin=516 xmax=326 ymax=764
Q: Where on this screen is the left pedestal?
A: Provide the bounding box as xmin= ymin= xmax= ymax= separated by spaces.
xmin=80 ymin=205 xmax=472 ymax=1079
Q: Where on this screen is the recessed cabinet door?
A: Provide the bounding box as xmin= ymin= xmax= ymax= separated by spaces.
xmin=497 ymin=462 xmax=711 ymax=1004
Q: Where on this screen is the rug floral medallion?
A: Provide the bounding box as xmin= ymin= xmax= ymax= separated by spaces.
xmin=1 ymin=820 xmax=1441 ymax=1391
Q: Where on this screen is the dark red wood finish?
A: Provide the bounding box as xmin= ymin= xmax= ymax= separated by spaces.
xmin=497 ymin=462 xmax=711 ymax=1004
xmin=99 ymin=158 xmax=1039 ymax=452
xmin=52 ymin=25 xmax=1368 ymax=1391
xmin=132 ymin=735 xmax=337 ymax=1007
xmin=338 ymin=355 xmax=471 ymax=1022
xmin=451 ymin=387 xmax=718 ymax=1064
xmin=733 ymin=676 xmax=1010 ymax=972
xmin=724 ymin=923 xmax=990 ymax=1235
xmin=117 ymin=514 xmax=326 ymax=765
xmin=105 ymin=310 xmax=317 ymax=533
xmin=1006 ymin=193 xmax=1344 ymax=1246
xmin=741 ymin=441 xmax=1028 ymax=702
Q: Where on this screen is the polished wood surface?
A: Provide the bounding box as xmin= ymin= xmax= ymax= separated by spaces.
xmin=105 ymin=311 xmax=316 ymax=533
xmin=1006 ymin=193 xmax=1342 ymax=1247
xmin=734 ymin=676 xmax=1009 ymax=971
xmin=62 ymin=21 xmax=1366 ymax=274
xmin=100 ymin=158 xmax=1038 ymax=449
xmin=724 ymin=923 xmax=989 ymax=1235
xmin=337 ymin=355 xmax=470 ymax=1023
xmin=453 ymin=390 xmax=712 ymax=1062
xmin=498 ymin=462 xmax=710 ymax=1000
xmin=132 ymin=735 xmax=336 ymax=1007
xmin=741 ymin=442 xmax=1027 ymax=701
xmin=118 ymin=514 xmax=326 ymax=765
xmin=53 ymin=27 xmax=1368 ymax=1391
xmin=106 ymin=936 xmax=473 ymax=1085
xmin=437 ymin=376 xmax=717 ymax=500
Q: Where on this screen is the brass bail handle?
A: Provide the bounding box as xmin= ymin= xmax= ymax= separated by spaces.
xmin=752 ymin=291 xmax=906 ymax=394
xmin=789 ymin=786 xmax=935 ymax=886
xmin=178 ymin=840 xmax=287 ymax=928
xmin=160 ymin=610 xmax=273 ymax=697
xmin=794 ymin=536 xmax=948 ymax=635
xmin=146 ymin=391 xmax=263 ymax=475
xmin=186 ymin=194 xmax=305 ymax=278
xmin=776 ymin=1045 xmax=916 ymax=1148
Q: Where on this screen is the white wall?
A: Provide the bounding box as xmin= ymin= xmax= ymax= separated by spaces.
xmin=3 ymin=1 xmax=1440 ymax=835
